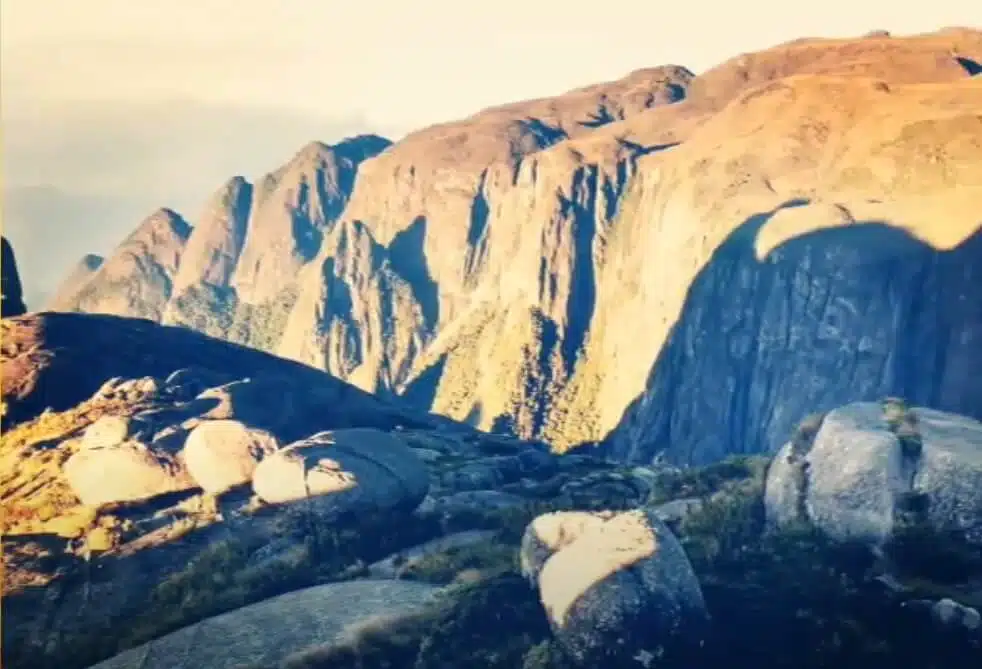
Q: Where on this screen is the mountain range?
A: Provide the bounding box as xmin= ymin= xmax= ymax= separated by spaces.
xmin=46 ymin=27 xmax=982 ymax=465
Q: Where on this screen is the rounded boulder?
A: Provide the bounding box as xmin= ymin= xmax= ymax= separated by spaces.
xmin=520 ymin=507 xmax=709 ymax=665
xmin=252 ymin=428 xmax=430 ymax=517
xmin=63 ymin=440 xmax=195 ymax=506
xmin=182 ymin=419 xmax=280 ymax=494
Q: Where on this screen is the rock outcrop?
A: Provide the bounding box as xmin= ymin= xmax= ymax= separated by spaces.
xmin=1 ymin=236 xmax=27 ymax=317
xmin=765 ymin=401 xmax=982 ymax=547
xmin=50 ymin=30 xmax=982 ymax=466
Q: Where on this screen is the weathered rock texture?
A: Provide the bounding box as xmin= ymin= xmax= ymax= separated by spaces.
xmin=51 ymin=29 xmax=982 ymax=464
xmin=2 ymin=236 xmax=28 ymax=317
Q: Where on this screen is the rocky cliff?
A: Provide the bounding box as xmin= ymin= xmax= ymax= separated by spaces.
xmin=2 ymin=237 xmax=28 ymax=318
xmin=51 ymin=28 xmax=982 ymax=464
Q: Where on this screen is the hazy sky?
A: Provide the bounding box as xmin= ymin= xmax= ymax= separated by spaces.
xmin=1 ymin=1 xmax=979 ymax=304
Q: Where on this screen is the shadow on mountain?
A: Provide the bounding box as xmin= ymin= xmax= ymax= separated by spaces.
xmin=559 ymin=171 xmax=600 ymax=376
xmin=602 ymin=200 xmax=982 ymax=465
xmin=389 ymin=216 xmax=440 ymax=333
xmin=400 ymin=352 xmax=447 ymax=410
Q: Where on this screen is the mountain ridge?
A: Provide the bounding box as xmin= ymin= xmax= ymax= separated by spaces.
xmin=49 ymin=27 xmax=982 ymax=464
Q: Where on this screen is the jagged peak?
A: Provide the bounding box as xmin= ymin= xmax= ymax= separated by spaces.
xmin=289 ymin=135 xmax=393 ymax=168
xmin=294 ymin=140 xmax=334 ymax=161
xmin=225 ymin=175 xmax=250 ymax=188
xmin=131 ymin=207 xmax=193 ymax=240
xmin=333 ymin=133 xmax=394 ymax=158
xmin=207 ymin=175 xmax=254 ymax=209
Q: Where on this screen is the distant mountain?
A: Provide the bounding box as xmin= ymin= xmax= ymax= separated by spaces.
xmin=52 ymin=28 xmax=982 ymax=464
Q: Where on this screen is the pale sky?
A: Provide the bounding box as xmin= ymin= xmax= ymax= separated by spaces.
xmin=1 ymin=0 xmax=979 ymax=304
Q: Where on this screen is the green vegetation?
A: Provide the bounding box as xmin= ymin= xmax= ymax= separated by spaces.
xmin=645 ymin=454 xmax=769 ymax=505
xmin=229 ymin=285 xmax=300 ymax=352
xmin=882 ymin=397 xmax=923 ymax=457
xmin=168 ymin=284 xmax=237 ymax=338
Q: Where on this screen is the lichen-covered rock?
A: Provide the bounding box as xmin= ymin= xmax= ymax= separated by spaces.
xmin=519 ymin=507 xmax=709 ymax=664
xmin=181 ymin=419 xmax=280 ymax=494
xmin=252 ymin=428 xmax=429 ymax=516
xmin=63 ymin=440 xmax=195 ymax=506
xmin=765 ymin=402 xmax=982 ymax=547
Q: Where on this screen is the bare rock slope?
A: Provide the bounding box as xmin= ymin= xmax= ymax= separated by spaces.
xmin=52 ymin=29 xmax=982 ymax=464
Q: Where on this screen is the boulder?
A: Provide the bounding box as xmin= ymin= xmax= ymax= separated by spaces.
xmin=520 ymin=507 xmax=709 ymax=664
xmin=252 ymin=428 xmax=429 ymax=516
xmin=63 ymin=440 xmax=196 ymax=506
xmin=181 ymin=419 xmax=279 ymax=494
xmin=765 ymin=402 xmax=982 ymax=547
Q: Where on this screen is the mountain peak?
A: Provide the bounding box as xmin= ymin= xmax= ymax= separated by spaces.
xmin=142 ymin=208 xmax=193 ymax=238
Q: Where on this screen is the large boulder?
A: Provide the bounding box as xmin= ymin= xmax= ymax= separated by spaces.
xmin=252 ymin=428 xmax=430 ymax=516
xmin=63 ymin=440 xmax=196 ymax=506
xmin=765 ymin=402 xmax=982 ymax=547
xmin=520 ymin=507 xmax=709 ymax=665
xmin=86 ymin=580 xmax=442 ymax=669
xmin=181 ymin=419 xmax=280 ymax=494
